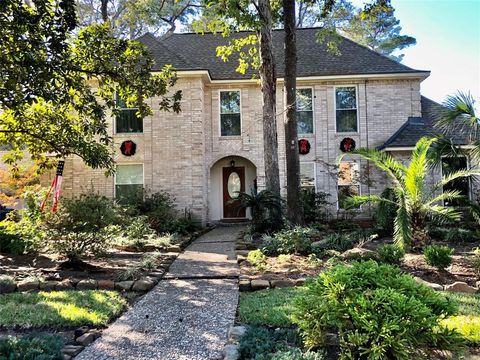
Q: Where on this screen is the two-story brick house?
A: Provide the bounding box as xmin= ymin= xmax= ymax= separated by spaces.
xmin=56 ymin=28 xmax=472 ymax=225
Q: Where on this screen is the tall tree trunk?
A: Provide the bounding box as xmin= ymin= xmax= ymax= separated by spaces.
xmin=101 ymin=0 xmax=108 ymax=22
xmin=257 ymin=0 xmax=281 ymax=225
xmin=283 ymin=0 xmax=304 ymax=225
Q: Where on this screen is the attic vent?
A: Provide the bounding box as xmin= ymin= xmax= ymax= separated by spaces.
xmin=408 ymin=117 xmax=424 ymax=125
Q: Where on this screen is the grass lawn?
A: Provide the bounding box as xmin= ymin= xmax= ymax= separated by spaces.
xmin=239 ymin=286 xmax=480 ymax=345
xmin=238 ymin=287 xmax=305 ymax=327
xmin=0 ymin=290 xmax=127 ymax=327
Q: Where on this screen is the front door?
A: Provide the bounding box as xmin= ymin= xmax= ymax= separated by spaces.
xmin=223 ymin=167 xmax=246 ymax=218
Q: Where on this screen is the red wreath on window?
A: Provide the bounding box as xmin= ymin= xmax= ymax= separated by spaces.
xmin=298 ymin=139 xmax=311 ymax=155
xmin=120 ymin=140 xmax=137 ymax=156
xmin=340 ymin=137 xmax=356 ymax=153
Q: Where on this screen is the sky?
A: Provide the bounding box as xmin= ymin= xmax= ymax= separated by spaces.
xmin=353 ymin=0 xmax=480 ymax=104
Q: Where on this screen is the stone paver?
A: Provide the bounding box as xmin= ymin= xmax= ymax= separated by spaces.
xmin=77 ymin=226 xmax=243 ymax=360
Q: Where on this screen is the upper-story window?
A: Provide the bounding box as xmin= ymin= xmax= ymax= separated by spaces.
xmin=115 ymin=94 xmax=143 ymax=133
xmin=220 ymin=91 xmax=241 ymax=136
xmin=335 ymin=86 xmax=358 ymax=133
xmin=296 ymin=88 xmax=313 ymax=134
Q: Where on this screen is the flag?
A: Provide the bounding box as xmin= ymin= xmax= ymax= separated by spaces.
xmin=40 ymin=160 xmax=65 ymax=213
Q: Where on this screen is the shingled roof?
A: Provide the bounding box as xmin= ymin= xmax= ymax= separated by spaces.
xmin=137 ymin=28 xmax=428 ymax=80
xmin=378 ymin=97 xmax=474 ymax=149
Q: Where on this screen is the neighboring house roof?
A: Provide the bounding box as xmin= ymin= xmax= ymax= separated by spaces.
xmin=137 ymin=28 xmax=428 ymax=80
xmin=379 ymin=96 xmax=474 ymax=150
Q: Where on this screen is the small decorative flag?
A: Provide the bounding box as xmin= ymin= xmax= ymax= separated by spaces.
xmin=40 ymin=160 xmax=65 ymax=213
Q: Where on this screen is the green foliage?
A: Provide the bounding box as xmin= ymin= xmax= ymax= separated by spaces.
xmin=0 ymin=290 xmax=127 ymax=327
xmin=292 ymin=261 xmax=465 ymax=359
xmin=301 ymin=190 xmax=331 ymax=224
xmin=45 ymin=194 xmax=121 ymax=262
xmin=445 ymin=228 xmax=476 ymax=242
xmin=377 ymin=244 xmax=405 ymax=264
xmin=238 ymin=326 xmax=302 ymax=360
xmin=263 ymin=227 xmax=316 ymax=255
xmin=270 ymin=350 xmax=326 ymax=360
xmin=424 ymin=245 xmax=454 ymax=270
xmin=235 ymin=190 xmax=284 ymax=233
xmin=472 ymin=248 xmax=480 ymax=275
xmin=374 ymin=187 xmax=398 ymax=235
xmin=311 ymin=230 xmax=375 ymax=256
xmin=1 ymin=0 xmax=181 ymax=172
xmin=329 ymin=219 xmax=360 ymax=232
xmin=342 ymin=137 xmax=478 ymax=249
xmin=0 ymin=333 xmax=64 ymax=360
xmin=0 ymin=230 xmax=25 ymax=255
xmin=442 ymin=292 xmax=480 ymax=344
xmin=123 ymin=215 xmax=156 ymax=240
xmin=247 ymin=250 xmax=268 ymax=271
xmin=118 ymin=251 xmax=164 ymax=280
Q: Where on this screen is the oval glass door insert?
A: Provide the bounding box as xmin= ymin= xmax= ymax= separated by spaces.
xmin=227 ymin=172 xmax=241 ymax=198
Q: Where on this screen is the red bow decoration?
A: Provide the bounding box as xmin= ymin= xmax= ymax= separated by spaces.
xmin=340 ymin=137 xmax=356 ymax=153
xmin=298 ymin=139 xmax=311 ymax=155
xmin=120 ymin=140 xmax=137 ymax=156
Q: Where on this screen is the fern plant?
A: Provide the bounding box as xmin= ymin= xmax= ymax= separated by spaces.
xmin=341 ymin=137 xmax=478 ymax=250
xmin=235 ymin=190 xmax=283 ymax=233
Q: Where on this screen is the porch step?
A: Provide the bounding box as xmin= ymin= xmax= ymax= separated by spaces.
xmin=216 ymin=219 xmax=251 ymax=227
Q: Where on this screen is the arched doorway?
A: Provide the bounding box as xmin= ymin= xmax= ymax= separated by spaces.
xmin=209 ymin=156 xmax=257 ymax=221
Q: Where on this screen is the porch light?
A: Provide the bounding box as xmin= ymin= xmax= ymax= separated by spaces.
xmin=230 ymin=159 xmax=236 ymax=168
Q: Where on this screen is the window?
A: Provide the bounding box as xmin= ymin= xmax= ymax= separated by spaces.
xmin=335 ymin=86 xmax=358 ymax=133
xmin=296 ymin=88 xmax=313 ymax=134
xmin=442 ymin=157 xmax=470 ymax=206
xmin=220 ymin=91 xmax=241 ymax=136
xmin=300 ymin=162 xmax=315 ymax=191
xmin=115 ymin=164 xmax=143 ymax=201
xmin=115 ymin=94 xmax=143 ymax=133
xmin=337 ymin=161 xmax=360 ymax=209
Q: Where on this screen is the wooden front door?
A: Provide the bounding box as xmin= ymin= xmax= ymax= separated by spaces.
xmin=223 ymin=167 xmax=246 ymax=218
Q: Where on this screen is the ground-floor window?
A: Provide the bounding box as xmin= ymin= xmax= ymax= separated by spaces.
xmin=442 ymin=156 xmax=470 ymax=206
xmin=337 ymin=161 xmax=360 ymax=209
xmin=300 ymin=162 xmax=316 ymax=191
xmin=115 ymin=164 xmax=144 ymax=201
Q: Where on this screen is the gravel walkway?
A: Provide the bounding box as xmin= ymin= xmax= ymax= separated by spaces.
xmin=76 ymin=226 xmax=243 ymax=360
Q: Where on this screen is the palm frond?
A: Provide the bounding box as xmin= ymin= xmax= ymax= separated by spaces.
xmin=428 ymin=205 xmax=462 ymax=224
xmin=344 ymin=194 xmax=396 ymax=209
xmin=425 ymin=190 xmax=463 ymax=207
xmin=404 ymin=137 xmax=436 ymax=202
xmin=435 ymin=92 xmax=479 ymax=135
xmin=435 ymin=169 xmax=480 ymax=190
xmin=427 ymin=136 xmax=465 ymax=169
xmin=393 ymin=192 xmax=412 ymax=249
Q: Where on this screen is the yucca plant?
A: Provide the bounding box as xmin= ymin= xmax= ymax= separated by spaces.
xmin=340 ymin=137 xmax=478 ymax=250
xmin=234 ymin=190 xmax=283 ymax=233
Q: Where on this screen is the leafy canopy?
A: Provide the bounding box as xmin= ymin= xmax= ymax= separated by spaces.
xmin=0 ymin=0 xmax=181 ymax=173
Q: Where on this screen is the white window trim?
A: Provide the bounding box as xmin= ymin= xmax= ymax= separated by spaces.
xmin=296 ymin=87 xmax=315 ymax=135
xmin=113 ymin=163 xmax=144 ymax=198
xmin=336 ymin=160 xmax=361 ymax=210
xmin=114 ymin=94 xmax=143 ymax=135
xmin=218 ymin=89 xmax=242 ymax=137
xmin=334 ymin=85 xmax=359 ymax=134
xmin=440 ymin=155 xmax=472 ymax=205
xmin=300 ymin=161 xmax=317 ymax=192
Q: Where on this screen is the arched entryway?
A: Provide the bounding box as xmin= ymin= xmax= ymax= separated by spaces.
xmin=209 ymin=156 xmax=257 ymax=222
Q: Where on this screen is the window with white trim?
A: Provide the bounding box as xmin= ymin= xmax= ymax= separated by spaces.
xmin=300 ymin=162 xmax=315 ymax=191
xmin=337 ymin=161 xmax=360 ymax=209
xmin=115 ymin=94 xmax=143 ymax=133
xmin=220 ymin=91 xmax=241 ymax=136
xmin=335 ymin=87 xmax=358 ymax=133
xmin=442 ymin=156 xmax=470 ymax=206
xmin=296 ymin=88 xmax=313 ymax=134
xmin=115 ymin=164 xmax=143 ymax=201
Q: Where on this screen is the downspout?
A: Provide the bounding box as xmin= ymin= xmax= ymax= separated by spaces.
xmin=364 ymin=80 xmax=371 ymax=206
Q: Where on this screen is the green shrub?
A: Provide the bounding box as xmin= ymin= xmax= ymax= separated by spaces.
xmin=311 ymin=231 xmax=366 ymax=255
xmin=271 ymin=350 xmax=326 ymax=360
xmin=329 ymin=219 xmax=360 ymax=232
xmin=247 ymin=250 xmax=268 ymax=270
xmin=260 ymin=235 xmax=283 ymax=256
xmin=445 ymin=228 xmax=476 ymax=242
xmin=268 ymin=227 xmax=316 ymax=255
xmin=377 ymin=244 xmax=405 ymax=264
xmin=292 ymin=261 xmax=465 ymax=359
xmin=123 ymin=215 xmax=155 ymax=240
xmin=132 ymin=191 xmax=178 ymax=234
xmin=302 ymin=190 xmax=330 ymax=224
xmin=472 ymin=248 xmax=480 ymax=275
xmin=374 ymin=187 xmax=398 ymax=236
xmin=168 ymin=215 xmax=200 ymax=235
xmin=238 ymin=326 xmax=301 ymax=360
xmin=424 ymin=245 xmax=454 ymax=270
xmin=45 ymin=194 xmax=121 ymax=263
xmin=427 ymin=226 xmax=449 ymax=240
xmin=0 ymin=333 xmax=64 ymax=359
xmin=0 ymin=229 xmax=26 ymax=254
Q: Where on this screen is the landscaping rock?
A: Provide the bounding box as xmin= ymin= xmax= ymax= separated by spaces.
xmin=64 ymin=355 xmax=72 ymax=360
xmin=237 ymin=255 xmax=246 ymax=264
xmin=235 ymin=243 xmax=247 ymax=250
xmin=62 ymin=345 xmax=84 ymax=357
xmin=224 ymin=344 xmax=240 ymax=360
xmin=55 ymin=280 xmax=74 ymax=290
xmin=17 ymin=280 xmax=39 ymax=292
xmin=238 ymin=280 xmax=251 ymax=292
xmin=238 ymin=275 xmax=249 ymax=281
xmin=228 ymin=326 xmax=247 ymax=342
xmin=115 ymin=281 xmax=134 ymax=291
xmin=270 ymin=280 xmax=294 ymax=288
xmin=97 ymin=280 xmax=115 ymax=290
xmin=444 ymin=281 xmax=478 ymax=294
xmin=74 ymin=326 xmax=89 ymax=339
xmin=77 ymin=279 xmax=98 ymax=290
xmin=0 ymin=281 xmax=16 ymax=294
xmin=294 ymin=278 xmax=306 ymax=286
xmin=166 ymin=245 xmax=182 ymax=253
xmin=342 ymin=247 xmax=376 ymax=260
xmin=132 ymin=278 xmax=155 ymax=292
xmin=39 ymin=281 xmax=58 ymax=291
xmin=148 ymin=271 xmax=165 ymax=279
xmin=236 ymin=250 xmax=250 ymax=257
xmin=477 ymin=280 xmax=480 ymax=289
xmin=76 ymin=332 xmax=96 ymax=346
xmin=250 ymin=279 xmax=270 ymax=290
xmin=414 ymin=277 xmax=443 ymax=291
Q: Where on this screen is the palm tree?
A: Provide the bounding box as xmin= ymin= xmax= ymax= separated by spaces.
xmin=234 ymin=190 xmax=283 ymax=233
xmin=341 ymin=137 xmax=478 ymax=250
